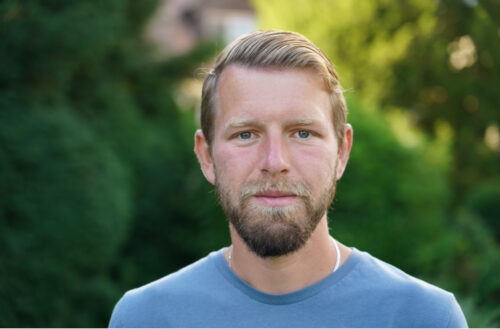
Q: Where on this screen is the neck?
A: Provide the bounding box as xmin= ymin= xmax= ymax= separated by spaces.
xmin=226 ymin=216 xmax=351 ymax=294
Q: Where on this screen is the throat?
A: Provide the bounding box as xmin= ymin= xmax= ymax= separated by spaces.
xmin=226 ymin=219 xmax=344 ymax=294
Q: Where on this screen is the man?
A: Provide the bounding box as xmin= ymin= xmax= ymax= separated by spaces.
xmin=109 ymin=30 xmax=467 ymax=327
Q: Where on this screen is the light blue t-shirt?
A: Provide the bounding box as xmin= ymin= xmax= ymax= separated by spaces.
xmin=109 ymin=248 xmax=467 ymax=327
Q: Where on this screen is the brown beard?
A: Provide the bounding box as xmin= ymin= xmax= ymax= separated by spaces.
xmin=215 ymin=171 xmax=337 ymax=258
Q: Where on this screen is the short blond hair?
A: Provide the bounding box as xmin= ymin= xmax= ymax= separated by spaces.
xmin=201 ymin=30 xmax=347 ymax=147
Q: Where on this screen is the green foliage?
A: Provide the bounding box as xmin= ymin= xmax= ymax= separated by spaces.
xmin=416 ymin=208 xmax=500 ymax=311
xmin=459 ymin=296 xmax=500 ymax=328
xmin=337 ymin=101 xmax=499 ymax=321
xmin=0 ymin=0 xmax=219 ymax=326
xmin=464 ymin=178 xmax=500 ymax=240
xmin=0 ymin=109 xmax=131 ymax=326
xmin=334 ymin=98 xmax=450 ymax=273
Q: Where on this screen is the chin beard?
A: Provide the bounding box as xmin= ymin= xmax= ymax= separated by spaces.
xmin=215 ymin=177 xmax=336 ymax=258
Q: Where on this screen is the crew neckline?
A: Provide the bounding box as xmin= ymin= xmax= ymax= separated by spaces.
xmin=212 ymin=246 xmax=362 ymax=305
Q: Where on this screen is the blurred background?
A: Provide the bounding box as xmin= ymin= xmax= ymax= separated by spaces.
xmin=0 ymin=0 xmax=499 ymax=326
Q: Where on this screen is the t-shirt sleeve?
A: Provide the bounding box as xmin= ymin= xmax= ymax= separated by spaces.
xmin=446 ymin=295 xmax=468 ymax=328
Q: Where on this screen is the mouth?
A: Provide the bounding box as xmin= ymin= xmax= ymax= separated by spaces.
xmin=253 ymin=190 xmax=298 ymax=206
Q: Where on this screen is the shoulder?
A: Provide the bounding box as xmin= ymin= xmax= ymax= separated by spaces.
xmin=108 ymin=250 xmax=222 ymax=328
xmin=347 ymin=249 xmax=467 ymax=327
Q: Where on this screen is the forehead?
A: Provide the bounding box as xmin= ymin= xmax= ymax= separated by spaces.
xmin=215 ymin=65 xmax=332 ymax=125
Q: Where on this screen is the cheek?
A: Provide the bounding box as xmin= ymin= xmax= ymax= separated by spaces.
xmin=292 ymin=144 xmax=337 ymax=166
xmin=291 ymin=147 xmax=338 ymax=182
xmin=214 ymin=147 xmax=257 ymax=186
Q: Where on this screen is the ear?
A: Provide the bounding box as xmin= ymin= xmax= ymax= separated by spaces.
xmin=194 ymin=129 xmax=216 ymax=185
xmin=335 ymin=124 xmax=353 ymax=180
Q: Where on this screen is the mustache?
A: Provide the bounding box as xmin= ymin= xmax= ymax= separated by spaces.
xmin=239 ymin=179 xmax=312 ymax=200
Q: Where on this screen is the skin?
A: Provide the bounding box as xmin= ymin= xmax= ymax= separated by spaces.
xmin=195 ymin=65 xmax=353 ymax=294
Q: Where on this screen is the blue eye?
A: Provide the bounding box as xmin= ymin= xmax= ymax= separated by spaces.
xmin=239 ymin=132 xmax=252 ymax=140
xmin=297 ymin=130 xmax=310 ymax=139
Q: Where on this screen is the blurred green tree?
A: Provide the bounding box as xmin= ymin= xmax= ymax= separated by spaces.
xmin=334 ymin=99 xmax=450 ymax=273
xmin=0 ymin=109 xmax=131 ymax=326
xmin=0 ymin=0 xmax=220 ymax=326
xmin=464 ymin=178 xmax=500 ymax=240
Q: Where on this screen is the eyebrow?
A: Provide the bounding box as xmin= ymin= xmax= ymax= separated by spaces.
xmin=284 ymin=119 xmax=316 ymax=126
xmin=224 ymin=119 xmax=323 ymax=131
xmin=224 ymin=119 xmax=263 ymax=131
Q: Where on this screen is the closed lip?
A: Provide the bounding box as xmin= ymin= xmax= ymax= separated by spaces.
xmin=254 ymin=190 xmax=296 ymax=198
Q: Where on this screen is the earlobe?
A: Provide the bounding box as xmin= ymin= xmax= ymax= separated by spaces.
xmin=336 ymin=124 xmax=353 ymax=179
xmin=194 ymin=130 xmax=216 ymax=185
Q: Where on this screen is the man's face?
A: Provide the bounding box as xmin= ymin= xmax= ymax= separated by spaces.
xmin=196 ymin=65 xmax=350 ymax=258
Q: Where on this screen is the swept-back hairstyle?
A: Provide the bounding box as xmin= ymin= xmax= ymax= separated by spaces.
xmin=201 ymin=30 xmax=347 ymax=147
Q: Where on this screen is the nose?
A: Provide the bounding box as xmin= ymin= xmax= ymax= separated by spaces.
xmin=260 ymin=133 xmax=290 ymax=176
